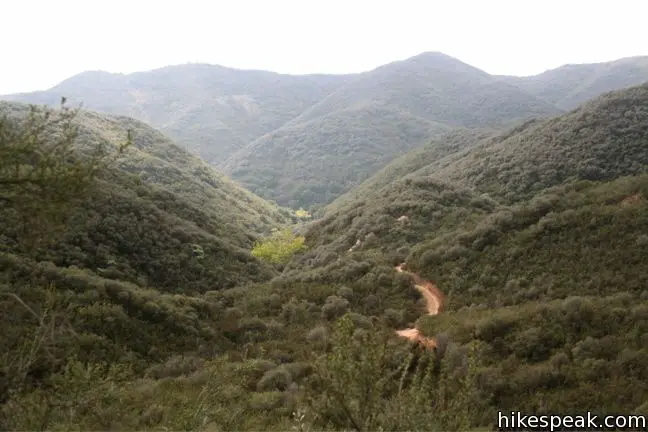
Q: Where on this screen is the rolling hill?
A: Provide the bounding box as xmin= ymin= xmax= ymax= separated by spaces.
xmin=271 ymin=83 xmax=648 ymax=424
xmin=498 ymin=55 xmax=648 ymax=110
xmin=2 ymin=66 xmax=351 ymax=165
xmin=6 ymin=53 xmax=648 ymax=211
xmin=4 ymin=74 xmax=648 ymax=431
xmin=223 ymin=52 xmax=562 ymax=208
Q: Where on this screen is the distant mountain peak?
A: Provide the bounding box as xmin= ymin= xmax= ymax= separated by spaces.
xmin=376 ymin=51 xmax=490 ymax=79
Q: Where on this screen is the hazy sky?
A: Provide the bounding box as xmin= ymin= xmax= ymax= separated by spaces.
xmin=3 ymin=0 xmax=647 ymax=94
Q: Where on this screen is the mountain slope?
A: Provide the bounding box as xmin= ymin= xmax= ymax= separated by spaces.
xmin=313 ymin=83 xmax=648 ymax=264
xmin=323 ymin=128 xmax=496 ymax=215
xmin=2 ymin=65 xmax=351 ymax=165
xmin=224 ymin=52 xmax=562 ymax=208
xmin=431 ymin=83 xmax=648 ymax=202
xmin=0 ymin=100 xmax=290 ymax=292
xmin=499 ymin=55 xmax=648 ymax=109
xmin=225 ymin=106 xmax=453 ymax=208
xmin=270 ymin=83 xmax=648 ymax=423
xmin=6 ymin=53 xmax=648 ymax=211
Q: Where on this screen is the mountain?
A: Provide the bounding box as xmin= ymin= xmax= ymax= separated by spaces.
xmin=2 ymin=65 xmax=351 ymax=165
xmin=322 ymin=127 xmax=495 ymax=215
xmin=0 ymin=101 xmax=299 ymax=423
xmin=274 ymin=83 xmax=648 ymax=423
xmin=4 ymin=78 xmax=648 ymax=431
xmin=223 ymin=52 xmax=562 ymax=208
xmin=6 ymin=53 xmax=648 ymax=211
xmin=498 ymin=55 xmax=648 ymax=110
xmin=309 ymin=82 xmax=648 ymax=278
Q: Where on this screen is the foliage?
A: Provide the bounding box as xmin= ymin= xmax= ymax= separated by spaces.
xmin=430 ymin=83 xmax=648 ymax=203
xmin=223 ymin=52 xmax=561 ymax=208
xmin=3 ymin=70 xmax=648 ymax=431
xmin=252 ymin=229 xmax=306 ymax=265
xmin=0 ymin=98 xmax=130 ymax=248
xmin=294 ymin=208 xmax=312 ymax=219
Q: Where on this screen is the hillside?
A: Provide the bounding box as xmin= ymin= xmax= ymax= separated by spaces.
xmin=2 ymin=65 xmax=350 ymax=165
xmin=430 ymin=83 xmax=648 ymax=202
xmin=307 ymin=83 xmax=648 ymax=277
xmin=5 ymin=66 xmax=648 ymax=432
xmin=0 ymin=101 xmax=302 ymax=428
xmin=270 ymin=83 xmax=648 ymax=426
xmin=6 ymin=53 xmax=648 ymax=210
xmin=499 ymin=55 xmax=648 ymax=110
xmin=0 ymin=100 xmax=294 ymax=290
xmin=323 ymin=128 xmax=496 ymax=215
xmin=223 ymin=52 xmax=561 ymax=208
xmin=224 ymin=106 xmax=452 ymax=208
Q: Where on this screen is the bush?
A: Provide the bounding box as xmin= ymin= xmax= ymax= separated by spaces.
xmin=251 ymin=228 xmax=306 ymax=264
xmin=257 ymin=368 xmax=293 ymax=392
xmin=321 ymin=296 xmax=350 ymax=320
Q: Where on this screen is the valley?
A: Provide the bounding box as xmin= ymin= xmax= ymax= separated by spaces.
xmin=1 ymin=52 xmax=648 ymax=431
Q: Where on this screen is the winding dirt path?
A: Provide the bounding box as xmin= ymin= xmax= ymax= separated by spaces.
xmin=394 ymin=263 xmax=445 ymax=350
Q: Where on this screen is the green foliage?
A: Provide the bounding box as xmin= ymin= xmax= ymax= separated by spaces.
xmin=3 ymin=64 xmax=648 ymax=432
xmin=252 ymin=229 xmax=306 ymax=265
xmin=223 ymin=52 xmax=561 ymax=208
xmin=430 ymin=83 xmax=648 ymax=203
xmin=302 ymin=314 xmax=480 ymax=431
xmin=294 ymin=208 xmax=312 ymax=219
xmin=0 ymin=99 xmax=130 ymax=249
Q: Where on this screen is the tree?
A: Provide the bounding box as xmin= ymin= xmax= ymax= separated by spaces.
xmin=0 ymin=98 xmax=131 ymax=249
xmin=250 ymin=228 xmax=305 ymax=265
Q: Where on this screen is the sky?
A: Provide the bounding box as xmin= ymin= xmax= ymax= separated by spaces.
xmin=2 ymin=0 xmax=647 ymax=94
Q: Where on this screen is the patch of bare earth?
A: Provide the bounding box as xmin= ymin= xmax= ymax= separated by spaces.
xmin=394 ymin=263 xmax=444 ymax=350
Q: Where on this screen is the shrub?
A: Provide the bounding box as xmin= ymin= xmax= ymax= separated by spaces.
xmin=251 ymin=228 xmax=306 ymax=264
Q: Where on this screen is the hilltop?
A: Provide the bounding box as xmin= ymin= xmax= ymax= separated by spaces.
xmin=499 ymin=55 xmax=648 ymax=109
xmin=2 ymin=66 xmax=350 ymax=165
xmin=5 ymin=53 xmax=648 ymax=209
xmin=222 ymin=52 xmax=561 ymax=208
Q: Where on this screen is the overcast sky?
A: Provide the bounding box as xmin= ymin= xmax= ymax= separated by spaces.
xmin=2 ymin=0 xmax=647 ymax=94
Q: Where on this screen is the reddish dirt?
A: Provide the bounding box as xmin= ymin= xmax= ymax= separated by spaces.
xmin=394 ymin=263 xmax=445 ymax=350
xmin=621 ymin=193 xmax=644 ymax=206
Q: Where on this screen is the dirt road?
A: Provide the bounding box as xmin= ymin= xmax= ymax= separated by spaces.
xmin=394 ymin=263 xmax=444 ymax=349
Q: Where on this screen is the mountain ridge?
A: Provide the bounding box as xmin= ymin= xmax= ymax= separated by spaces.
xmin=4 ymin=52 xmax=648 ymax=209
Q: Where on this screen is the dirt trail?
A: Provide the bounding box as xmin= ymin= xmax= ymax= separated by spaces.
xmin=394 ymin=263 xmax=445 ymax=350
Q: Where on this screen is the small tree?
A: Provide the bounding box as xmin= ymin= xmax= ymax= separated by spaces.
xmin=251 ymin=228 xmax=306 ymax=265
xmin=0 ymin=98 xmax=131 ymax=249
